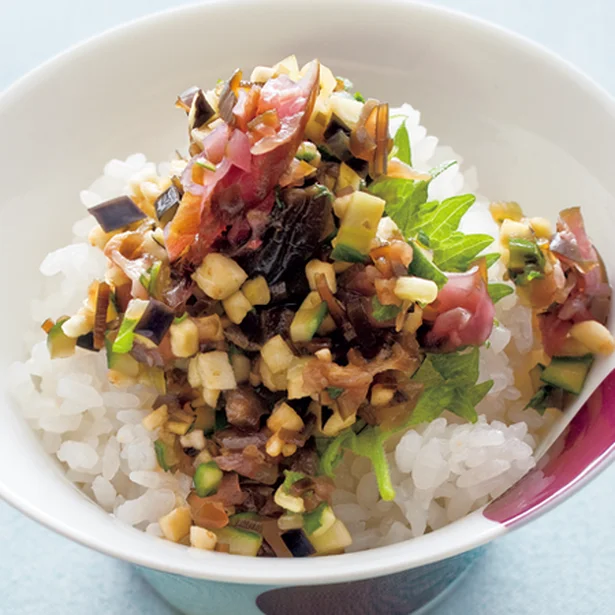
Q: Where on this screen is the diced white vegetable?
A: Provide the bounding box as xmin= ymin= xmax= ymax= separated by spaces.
xmin=261 ymin=335 xmax=295 ymax=374
xmin=190 ymin=526 xmax=217 ymax=550
xmin=170 ymin=319 xmax=199 ymax=358
xmin=394 ymin=276 xmax=438 ymax=304
xmin=222 ymin=290 xmax=252 ymax=324
xmin=231 ymin=353 xmax=251 ymax=384
xmin=159 ymin=506 xmax=192 ymax=542
xmin=180 ymin=430 xmax=206 ymax=451
xmin=197 ymin=351 xmax=237 ymax=390
xmin=267 ymin=402 xmax=304 ymax=433
xmin=305 ymin=260 xmax=337 ymax=293
xmin=259 ymin=359 xmax=287 ymax=392
xmin=274 ymin=485 xmax=305 ymax=513
xmin=192 ymin=254 xmax=248 ymax=300
xmin=242 ymin=276 xmax=270 ymax=306
xmin=142 ymin=405 xmax=168 ymax=431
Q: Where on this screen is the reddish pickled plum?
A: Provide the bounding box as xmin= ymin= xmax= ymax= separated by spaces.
xmin=424 ymin=266 xmax=495 ymax=351
xmin=165 ymin=62 xmax=320 ymax=263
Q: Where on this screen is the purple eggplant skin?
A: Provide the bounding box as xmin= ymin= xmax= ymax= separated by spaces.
xmin=89 ymin=196 xmax=147 ymax=232
xmin=280 ymin=529 xmax=316 ymax=557
xmin=133 ymin=300 xmax=175 ymax=346
xmin=154 ymin=186 xmax=182 ymax=225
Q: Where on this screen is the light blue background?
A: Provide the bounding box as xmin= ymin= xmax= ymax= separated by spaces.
xmin=1 ymin=1 xmax=614 ymax=613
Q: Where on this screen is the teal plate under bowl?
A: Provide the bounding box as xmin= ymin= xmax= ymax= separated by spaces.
xmin=137 ymin=546 xmax=485 ymax=615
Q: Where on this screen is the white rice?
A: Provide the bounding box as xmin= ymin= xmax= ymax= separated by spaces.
xmin=8 ymin=102 xmax=556 ymax=548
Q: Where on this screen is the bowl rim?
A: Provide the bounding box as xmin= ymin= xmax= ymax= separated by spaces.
xmin=2 ymin=0 xmax=615 ymax=586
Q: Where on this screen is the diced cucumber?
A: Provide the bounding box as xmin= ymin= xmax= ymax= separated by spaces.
xmin=307 ymin=519 xmax=352 ymax=554
xmin=193 ymin=461 xmax=223 ymax=497
xmin=47 ymin=317 xmax=77 ymax=359
xmin=333 ymin=191 xmax=385 ymax=257
xmin=215 ymin=526 xmax=263 ymax=556
xmin=303 ymin=502 xmax=337 ymax=538
xmin=107 ymin=351 xmax=140 ymax=377
xmin=408 ymin=241 xmax=448 ymax=288
xmin=155 ymin=439 xmax=178 ymax=472
xmin=229 ymin=512 xmax=261 ymax=525
xmin=290 ymin=301 xmax=328 ymax=343
xmin=540 ymin=355 xmax=593 ymax=395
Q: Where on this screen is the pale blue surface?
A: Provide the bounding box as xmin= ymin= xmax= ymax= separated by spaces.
xmin=1 ymin=1 xmax=615 ymax=613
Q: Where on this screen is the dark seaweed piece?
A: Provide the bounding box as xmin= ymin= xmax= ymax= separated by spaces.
xmin=260 ymin=306 xmax=296 ymax=341
xmin=89 ymin=196 xmax=146 ymax=233
xmin=240 ymin=185 xmax=331 ymax=285
xmin=345 ymin=293 xmax=383 ymax=359
xmin=76 ymin=332 xmax=97 ymax=352
xmin=281 ymin=530 xmax=316 ymax=557
xmin=346 ymin=157 xmax=370 ymax=178
xmin=188 ymin=89 xmax=215 ymax=131
xmin=154 ymin=186 xmax=182 ymax=225
xmin=224 ymin=324 xmax=262 ymax=352
xmin=134 ymin=300 xmax=175 ymax=346
xmin=238 ymin=310 xmax=263 ymax=343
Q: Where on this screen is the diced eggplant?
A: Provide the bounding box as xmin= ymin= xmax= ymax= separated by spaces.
xmin=89 ymin=196 xmax=146 ymax=233
xmin=154 ymin=439 xmax=178 ymax=472
xmin=76 ymin=331 xmax=98 ymax=352
xmin=323 ymin=114 xmax=352 ymax=141
xmin=133 ymin=300 xmax=175 ymax=346
xmin=176 ymin=86 xmax=200 ymax=112
xmin=281 ymin=529 xmax=316 ymax=557
xmin=188 ymin=89 xmax=216 ymax=131
xmin=154 ymin=186 xmax=182 ymax=226
xmin=324 ymin=130 xmax=353 ymax=162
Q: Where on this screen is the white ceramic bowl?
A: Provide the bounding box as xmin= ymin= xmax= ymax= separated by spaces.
xmin=2 ymin=1 xmax=615 ymax=613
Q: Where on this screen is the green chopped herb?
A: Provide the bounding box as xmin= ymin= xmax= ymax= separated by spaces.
xmin=417 ymin=229 xmax=430 ymax=247
xmin=155 ymin=440 xmax=170 ymax=472
xmin=354 ymin=91 xmax=366 ymax=103
xmin=214 ymin=410 xmax=229 ymax=432
xmin=487 ymin=283 xmax=515 ymax=303
xmin=111 ymin=315 xmax=139 ymax=354
xmin=331 ymin=244 xmax=367 ymax=263
xmin=429 ymin=160 xmax=458 ymax=179
xmin=321 ymin=347 xmax=493 ymax=501
xmin=195 ymin=158 xmax=216 ymax=172
xmin=282 ymin=470 xmax=306 ymax=492
xmin=484 ymin=253 xmax=501 ymax=268
xmin=303 ymin=502 xmax=329 ymax=535
xmin=312 ymin=183 xmax=333 ymax=199
xmin=326 ymin=386 xmax=345 ymax=400
xmin=173 ymin=313 xmax=188 ymax=325
xmin=408 ymin=241 xmax=448 ymax=289
xmin=371 ymin=296 xmax=401 ymax=322
xmin=392 ymin=123 xmax=412 ymax=166
xmin=524 ymin=385 xmax=553 ymax=415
